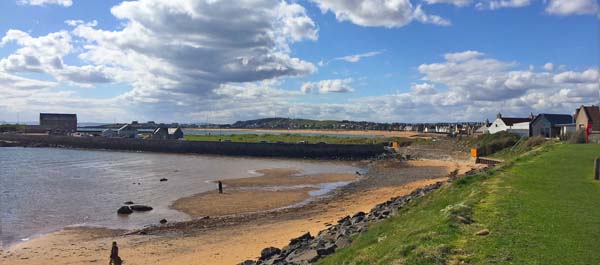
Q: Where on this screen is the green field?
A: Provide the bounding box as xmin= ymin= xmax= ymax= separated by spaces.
xmin=184 ymin=134 xmax=411 ymax=145
xmin=319 ymin=143 xmax=600 ymax=264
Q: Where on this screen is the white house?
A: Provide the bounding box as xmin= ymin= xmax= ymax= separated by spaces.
xmin=488 ymin=113 xmax=533 ymax=137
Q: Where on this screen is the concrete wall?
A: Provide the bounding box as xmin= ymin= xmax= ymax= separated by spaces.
xmin=0 ymin=134 xmax=384 ymax=159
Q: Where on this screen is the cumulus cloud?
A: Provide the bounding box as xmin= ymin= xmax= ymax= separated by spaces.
xmin=0 ymin=29 xmax=117 ymax=85
xmin=424 ymin=0 xmax=472 ymax=6
xmin=411 ymin=83 xmax=438 ymax=95
xmin=542 ymin=62 xmax=554 ymax=71
xmin=311 ymin=0 xmax=450 ymax=28
xmin=301 ymin=79 xmax=355 ymax=94
xmin=545 ymin=0 xmax=599 ymax=16
xmin=17 ymin=0 xmax=72 ymax=7
xmin=71 ymin=0 xmax=318 ymax=101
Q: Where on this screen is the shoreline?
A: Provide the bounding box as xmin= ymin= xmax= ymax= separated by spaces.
xmin=2 ymin=159 xmax=482 ymax=264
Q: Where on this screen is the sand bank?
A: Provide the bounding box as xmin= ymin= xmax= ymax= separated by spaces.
xmin=186 ymin=128 xmax=442 ymax=139
xmin=2 ymin=159 xmax=480 ymax=265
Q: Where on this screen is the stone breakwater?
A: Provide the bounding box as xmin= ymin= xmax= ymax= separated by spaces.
xmin=0 ymin=134 xmax=385 ymax=159
xmin=240 ymin=168 xmax=485 ymax=265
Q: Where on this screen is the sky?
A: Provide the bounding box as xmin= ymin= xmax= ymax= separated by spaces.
xmin=0 ymin=0 xmax=598 ymax=124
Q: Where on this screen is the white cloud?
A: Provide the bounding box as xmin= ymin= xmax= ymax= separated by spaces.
xmin=542 ymin=62 xmax=554 ymax=71
xmin=17 ymin=0 xmax=72 ymax=7
xmin=411 ymin=83 xmax=438 ymax=95
xmin=443 ymin=50 xmax=485 ymax=62
xmin=424 ymin=0 xmax=472 ymax=6
xmin=553 ymin=69 xmax=600 ymax=84
xmin=546 ymin=0 xmax=599 ymax=16
xmin=413 ymin=5 xmax=452 ymax=26
xmin=301 ymin=78 xmax=355 ymax=94
xmin=476 ymin=0 xmax=532 ymax=10
xmin=0 ymin=29 xmax=117 ymax=85
xmin=71 ymin=0 xmax=318 ymax=100
xmin=311 ymin=0 xmax=450 ymax=28
xmin=321 ymin=51 xmax=383 ymax=66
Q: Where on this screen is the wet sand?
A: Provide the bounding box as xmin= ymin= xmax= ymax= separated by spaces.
xmin=172 ymin=169 xmax=358 ymax=218
xmin=2 ymin=159 xmax=481 ymax=265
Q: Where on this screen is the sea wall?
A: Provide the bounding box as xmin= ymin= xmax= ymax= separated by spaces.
xmin=0 ymin=134 xmax=384 ymax=159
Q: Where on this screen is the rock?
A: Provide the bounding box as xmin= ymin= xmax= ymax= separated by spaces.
xmin=238 ymin=260 xmax=256 ymax=265
xmin=475 ymin=229 xmax=490 ymax=236
xmin=289 ymin=232 xmax=313 ymax=246
xmin=316 ymin=243 xmax=336 ymax=256
xmin=160 ymin=178 xmax=168 ymax=182
xmin=117 ymin=206 xmax=132 ymax=215
xmin=123 ymin=201 xmax=134 ymax=205
xmin=335 ymin=237 xmax=351 ymax=249
xmin=159 ymin=219 xmax=167 ymax=224
xmin=259 ymin=247 xmax=281 ymax=260
xmin=130 ymin=205 xmax=153 ymax=212
xmin=285 ymin=249 xmax=320 ymax=264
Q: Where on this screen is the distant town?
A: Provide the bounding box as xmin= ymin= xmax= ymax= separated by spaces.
xmin=0 ymin=104 xmax=598 ymax=144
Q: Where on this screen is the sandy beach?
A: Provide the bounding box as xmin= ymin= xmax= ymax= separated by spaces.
xmin=186 ymin=128 xmax=442 ymax=139
xmin=1 ymin=159 xmax=480 ymax=265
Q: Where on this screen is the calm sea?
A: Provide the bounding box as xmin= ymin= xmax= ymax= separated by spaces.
xmin=0 ymin=147 xmax=358 ymax=248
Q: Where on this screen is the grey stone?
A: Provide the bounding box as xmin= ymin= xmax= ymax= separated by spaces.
xmin=260 ymin=247 xmax=281 ymax=260
xmin=117 ymin=206 xmax=132 ymax=215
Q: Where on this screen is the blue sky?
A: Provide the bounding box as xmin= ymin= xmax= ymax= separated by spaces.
xmin=0 ymin=0 xmax=598 ymax=123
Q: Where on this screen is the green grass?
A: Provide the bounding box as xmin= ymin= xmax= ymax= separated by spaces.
xmin=184 ymin=134 xmax=411 ymax=145
xmin=318 ymin=143 xmax=600 ymax=265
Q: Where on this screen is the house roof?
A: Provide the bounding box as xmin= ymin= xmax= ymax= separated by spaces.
xmin=576 ymin=105 xmax=600 ymax=131
xmin=168 ymin=128 xmax=182 ymax=135
xmin=500 ymin=117 xmax=531 ymax=126
xmin=533 ymin=114 xmax=573 ymax=126
xmin=118 ymin=124 xmax=134 ymax=131
xmin=153 ymin=127 xmax=168 ymax=134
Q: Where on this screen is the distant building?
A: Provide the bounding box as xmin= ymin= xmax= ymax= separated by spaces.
xmin=575 ymin=105 xmax=600 ymax=143
xmin=168 ymin=128 xmax=184 ymax=139
xmin=117 ymin=124 xmax=138 ymax=138
xmin=488 ymin=113 xmax=533 ymax=137
xmin=101 ymin=128 xmax=117 ymax=138
xmin=575 ymin=105 xmax=600 ymax=132
xmin=152 ymin=127 xmax=168 ymax=140
xmin=39 ymin=113 xmax=77 ymax=134
xmin=529 ymin=114 xmax=573 ymax=138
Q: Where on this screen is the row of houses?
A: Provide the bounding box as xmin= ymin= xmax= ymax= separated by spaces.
xmin=482 ymin=105 xmax=600 ymax=142
xmin=101 ymin=124 xmax=184 ymax=140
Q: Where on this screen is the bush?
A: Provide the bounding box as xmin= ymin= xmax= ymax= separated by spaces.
xmin=523 ymin=136 xmax=545 ymax=149
xmin=476 ymin=132 xmax=520 ymax=156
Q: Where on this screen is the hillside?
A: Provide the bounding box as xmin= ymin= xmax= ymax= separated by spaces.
xmin=319 ymin=143 xmax=600 ymax=264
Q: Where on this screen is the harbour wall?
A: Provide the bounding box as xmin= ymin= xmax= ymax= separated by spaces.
xmin=0 ymin=134 xmax=385 ymax=159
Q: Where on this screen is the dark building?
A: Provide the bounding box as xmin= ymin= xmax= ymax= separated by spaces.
xmin=529 ymin=114 xmax=573 ymax=138
xmin=39 ymin=113 xmax=77 ymax=133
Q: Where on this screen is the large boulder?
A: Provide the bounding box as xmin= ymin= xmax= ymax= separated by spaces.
xmin=259 ymin=247 xmax=281 ymax=260
xmin=130 ymin=205 xmax=153 ymax=212
xmin=117 ymin=206 xmax=133 ymax=215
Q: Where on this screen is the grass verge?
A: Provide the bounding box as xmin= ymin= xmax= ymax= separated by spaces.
xmin=318 ymin=143 xmax=600 ymax=264
xmin=184 ymin=134 xmax=411 ymax=145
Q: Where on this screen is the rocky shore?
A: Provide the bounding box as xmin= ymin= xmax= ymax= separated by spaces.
xmin=240 ymin=167 xmax=486 ymax=265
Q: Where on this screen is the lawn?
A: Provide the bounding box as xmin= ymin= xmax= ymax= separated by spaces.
xmin=319 ymin=143 xmax=600 ymax=264
xmin=184 ymin=134 xmax=411 ymax=145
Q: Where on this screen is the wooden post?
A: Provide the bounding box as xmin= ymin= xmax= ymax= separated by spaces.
xmin=595 ymin=158 xmax=600 ymax=181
